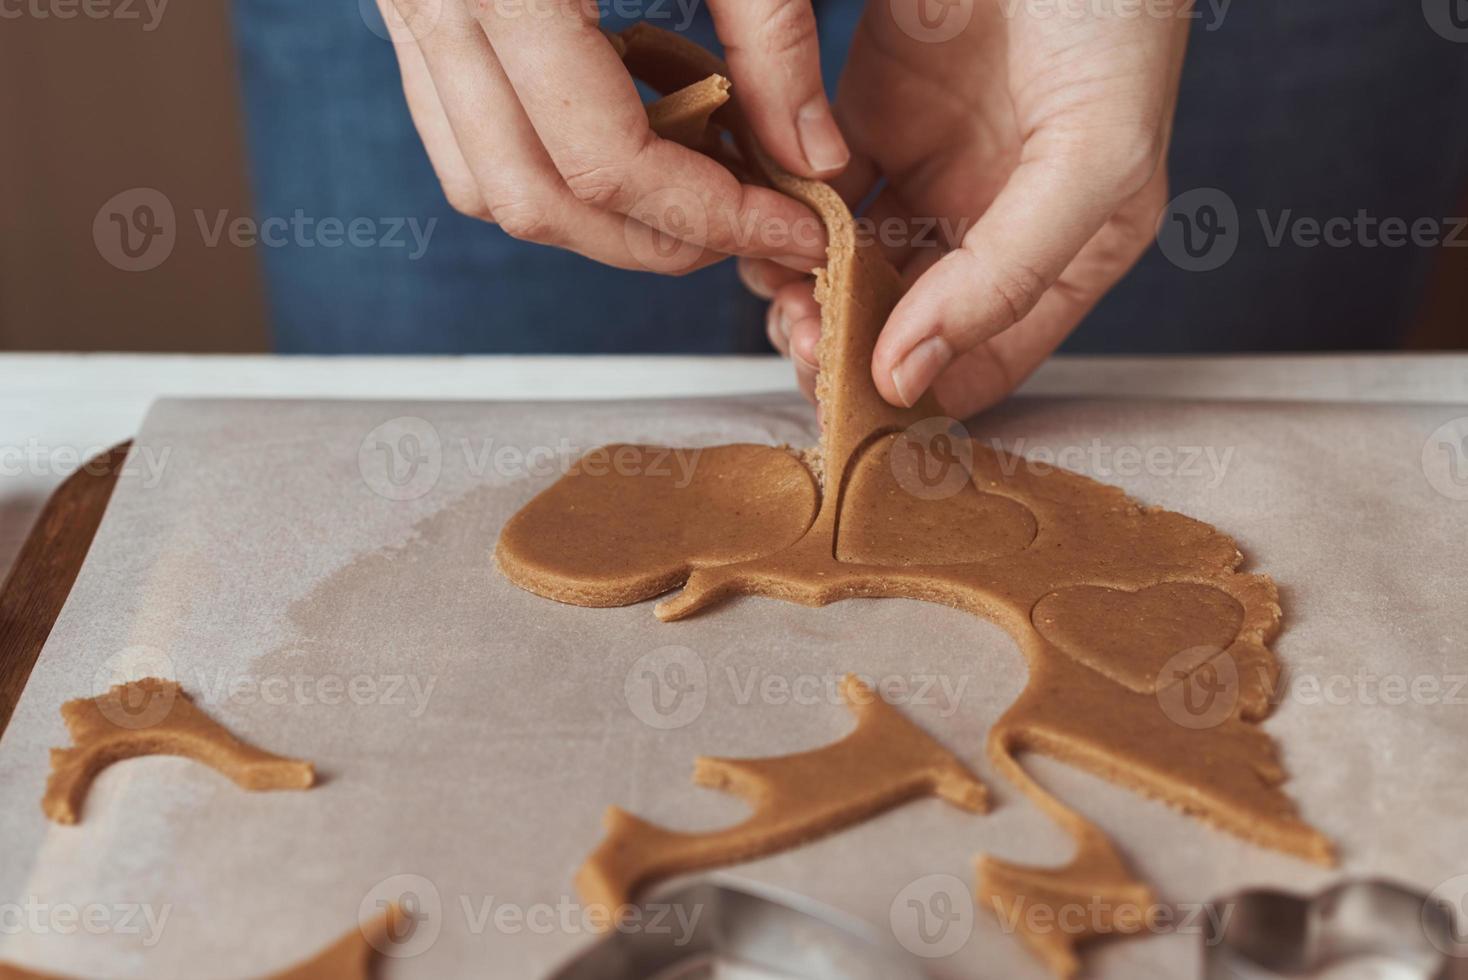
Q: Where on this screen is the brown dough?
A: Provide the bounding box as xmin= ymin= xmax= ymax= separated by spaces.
xmin=499 ymin=443 xmax=818 ymax=607
xmin=496 ymin=24 xmax=1333 ymax=976
xmin=266 ymin=905 xmax=407 ymax=980
xmin=577 ymin=675 xmax=986 ymax=914
xmin=645 ymin=74 xmax=730 ymax=153
xmin=42 ymin=678 xmax=314 ymax=824
xmin=0 ymin=906 xmax=404 ymax=980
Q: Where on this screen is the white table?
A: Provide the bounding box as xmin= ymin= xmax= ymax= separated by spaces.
xmin=4 ymin=352 xmax=1466 ymax=583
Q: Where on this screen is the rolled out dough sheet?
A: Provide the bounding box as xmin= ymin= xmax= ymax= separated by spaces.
xmin=0 ymin=395 xmax=1464 ymax=979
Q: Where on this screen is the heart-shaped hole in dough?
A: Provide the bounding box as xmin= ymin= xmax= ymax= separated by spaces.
xmin=1032 ymin=582 xmax=1245 ymax=694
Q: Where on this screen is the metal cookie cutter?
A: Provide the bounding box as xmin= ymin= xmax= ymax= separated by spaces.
xmin=545 ymin=878 xmax=929 ymax=980
xmin=1203 ymin=879 xmax=1468 ymax=979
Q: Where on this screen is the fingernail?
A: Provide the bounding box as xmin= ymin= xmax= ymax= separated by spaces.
xmin=791 ymin=317 xmax=821 ymax=371
xmin=773 ymin=254 xmax=819 ymax=273
xmin=796 ymin=98 xmax=850 ymax=176
xmin=890 ymin=336 xmax=953 ymax=408
xmin=766 ymin=302 xmax=790 ymax=347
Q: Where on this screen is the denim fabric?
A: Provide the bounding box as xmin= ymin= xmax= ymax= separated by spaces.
xmin=231 ymin=1 xmax=1468 ymax=354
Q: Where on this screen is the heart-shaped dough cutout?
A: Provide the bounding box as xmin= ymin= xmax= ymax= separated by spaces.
xmin=835 ymin=432 xmax=1037 ymax=566
xmin=1032 ymin=582 xmax=1245 ymax=694
xmin=496 ymin=444 xmax=818 ymax=606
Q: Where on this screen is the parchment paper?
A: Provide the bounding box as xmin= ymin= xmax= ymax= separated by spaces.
xmin=1 ymin=394 xmax=1465 ymax=979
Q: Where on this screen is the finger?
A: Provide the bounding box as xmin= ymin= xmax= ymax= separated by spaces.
xmin=396 ymin=0 xmax=723 ymax=271
xmin=765 ymin=301 xmax=790 ymax=356
xmin=795 ymin=353 xmax=819 ymax=405
xmin=473 ymin=3 xmax=827 ymax=262
xmin=789 ymin=311 xmax=821 ymax=373
xmin=772 ymin=280 xmax=821 ymax=354
xmin=927 ymin=285 xmax=1089 ymax=420
xmin=790 ymin=310 xmax=821 ymax=404
xmin=930 ymin=169 xmax=1169 ymax=417
xmin=707 ymin=0 xmax=849 ymax=178
xmin=774 ymin=277 xmax=821 ymax=403
xmin=872 ymin=128 xmax=1162 ymax=407
xmin=375 ymin=0 xmax=479 ymax=210
xmin=826 ymin=148 xmax=880 ymax=211
xmin=738 ymin=258 xmax=808 ymax=300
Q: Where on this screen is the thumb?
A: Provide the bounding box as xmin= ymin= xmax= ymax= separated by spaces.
xmin=872 ymin=133 xmax=1160 ymax=408
xmin=707 ymin=0 xmax=850 ymax=179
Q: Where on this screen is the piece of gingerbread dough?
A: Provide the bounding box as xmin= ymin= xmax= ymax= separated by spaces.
xmin=42 ymin=678 xmax=314 ymax=825
xmin=496 ymin=24 xmax=1333 ymax=977
xmin=0 ymin=906 xmax=404 ymax=980
xmin=578 ymin=675 xmax=986 ymax=913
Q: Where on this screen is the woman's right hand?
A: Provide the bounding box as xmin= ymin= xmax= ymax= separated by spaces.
xmin=377 ymin=0 xmax=843 ymax=275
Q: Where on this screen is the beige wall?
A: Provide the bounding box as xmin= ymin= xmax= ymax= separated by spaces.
xmin=0 ymin=0 xmax=267 ymax=352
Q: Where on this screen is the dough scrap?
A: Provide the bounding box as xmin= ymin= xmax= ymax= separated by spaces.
xmin=646 ymin=74 xmax=730 ymax=154
xmin=266 ymin=905 xmax=407 ymax=980
xmin=495 ymin=24 xmax=1334 ymax=976
xmin=42 ymin=678 xmax=315 ymax=825
xmin=0 ymin=906 xmax=404 ymax=980
xmin=576 ymin=675 xmax=986 ymax=914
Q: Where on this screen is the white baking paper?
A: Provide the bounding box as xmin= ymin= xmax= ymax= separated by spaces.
xmin=0 ymin=394 xmax=1465 ymax=979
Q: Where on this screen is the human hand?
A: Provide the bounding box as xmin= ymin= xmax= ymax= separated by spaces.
xmin=745 ymin=0 xmax=1188 ymax=416
xmin=377 ymin=0 xmax=852 ymax=273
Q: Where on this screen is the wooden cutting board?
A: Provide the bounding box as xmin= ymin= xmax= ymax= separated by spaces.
xmin=0 ymin=443 xmax=128 ymax=737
